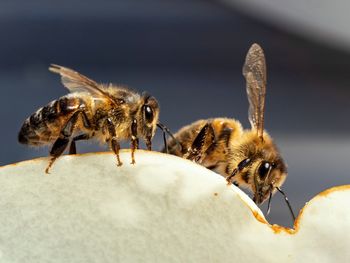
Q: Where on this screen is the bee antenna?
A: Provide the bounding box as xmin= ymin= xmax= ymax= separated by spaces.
xmin=157 ymin=123 xmax=168 ymax=153
xmin=266 ymin=190 xmax=272 ymax=216
xmin=142 ymin=92 xmax=151 ymax=102
xmin=157 ymin=122 xmax=182 ymax=153
xmin=276 ymin=187 xmax=296 ymax=222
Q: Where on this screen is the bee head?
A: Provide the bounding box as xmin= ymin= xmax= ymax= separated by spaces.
xmin=252 ymin=158 xmax=287 ymax=205
xmin=138 ymin=93 xmax=160 ymax=146
xmin=231 ymin=130 xmax=287 ymax=205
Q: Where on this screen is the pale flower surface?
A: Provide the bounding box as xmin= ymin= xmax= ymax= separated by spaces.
xmin=0 ymin=151 xmax=349 ymax=262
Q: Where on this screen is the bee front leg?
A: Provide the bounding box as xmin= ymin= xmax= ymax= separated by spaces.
xmin=226 ymin=158 xmax=251 ymax=185
xmin=226 ymin=168 xmax=238 ymax=185
xmin=130 ymin=119 xmax=139 ymax=164
xmin=145 ymin=138 xmax=152 ymax=151
xmin=107 ymin=118 xmax=122 ymax=166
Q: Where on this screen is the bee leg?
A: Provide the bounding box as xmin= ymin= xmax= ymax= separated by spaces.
xmin=226 ymin=168 xmax=238 ymax=184
xmin=111 ymin=138 xmax=122 ymax=166
xmin=45 ymin=137 xmax=70 ymax=174
xmin=69 ymin=134 xmax=91 ymax=154
xmin=45 ymin=110 xmax=82 ymax=174
xmin=130 ymin=119 xmax=139 ymax=164
xmin=69 ymin=141 xmax=77 ymax=155
xmin=107 ymin=118 xmax=123 ymax=166
xmin=146 ymin=138 xmax=152 ymax=151
xmin=226 ymin=158 xmax=251 ymax=185
xmin=130 ymin=138 xmax=139 ymax=164
xmin=68 ymin=111 xmax=91 ymax=154
xmin=185 ymin=123 xmax=215 ymax=163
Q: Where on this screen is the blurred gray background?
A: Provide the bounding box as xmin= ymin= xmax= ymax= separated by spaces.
xmin=1 ymin=0 xmax=350 ymax=227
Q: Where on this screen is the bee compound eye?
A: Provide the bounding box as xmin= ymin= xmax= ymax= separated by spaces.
xmin=237 ymin=158 xmax=251 ymax=170
xmin=258 ymin=161 xmax=271 ymax=180
xmin=144 ymin=105 xmax=154 ymax=123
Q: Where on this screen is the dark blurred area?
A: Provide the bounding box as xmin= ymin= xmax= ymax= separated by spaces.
xmin=1 ymin=0 xmax=349 ymax=227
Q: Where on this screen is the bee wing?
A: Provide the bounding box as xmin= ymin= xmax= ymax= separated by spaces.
xmin=243 ymin=43 xmax=267 ymax=139
xmin=49 ymin=64 xmax=113 ymax=102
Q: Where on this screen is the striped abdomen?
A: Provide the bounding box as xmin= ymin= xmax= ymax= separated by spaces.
xmin=18 ymin=95 xmax=86 ymax=146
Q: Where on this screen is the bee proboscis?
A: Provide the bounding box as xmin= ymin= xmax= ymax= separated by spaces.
xmin=18 ymin=65 xmax=165 ymax=173
xmin=166 ymin=44 xmax=295 ymax=220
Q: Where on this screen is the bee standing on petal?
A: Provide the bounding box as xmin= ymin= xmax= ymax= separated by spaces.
xmin=18 ymin=65 xmax=160 ymax=173
xmin=166 ymin=44 xmax=295 ymax=220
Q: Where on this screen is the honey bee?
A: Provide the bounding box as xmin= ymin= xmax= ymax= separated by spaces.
xmin=18 ymin=65 xmax=162 ymax=174
xmin=166 ymin=44 xmax=294 ymax=218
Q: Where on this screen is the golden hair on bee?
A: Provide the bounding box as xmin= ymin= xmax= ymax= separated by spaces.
xmin=18 ymin=64 xmax=167 ymax=173
xmin=166 ymin=44 xmax=295 ymax=220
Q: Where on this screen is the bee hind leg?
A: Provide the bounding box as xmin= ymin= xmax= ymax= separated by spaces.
xmin=184 ymin=123 xmax=215 ymax=163
xmin=69 ymin=134 xmax=91 ymax=154
xmin=45 ymin=110 xmax=83 ymax=174
xmin=46 ymin=137 xmax=70 ymax=174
